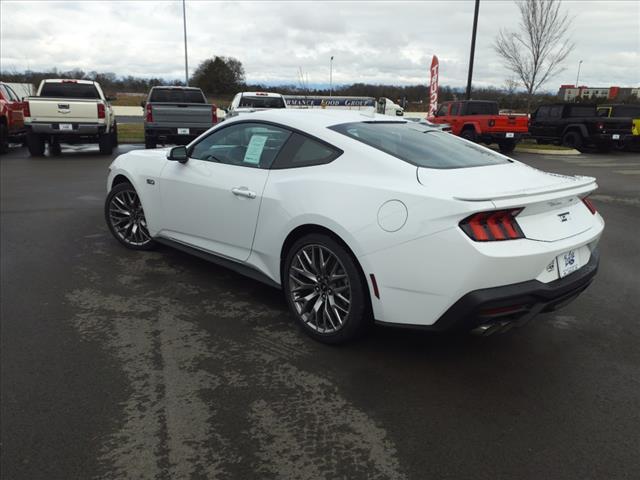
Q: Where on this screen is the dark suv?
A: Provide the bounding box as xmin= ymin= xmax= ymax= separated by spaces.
xmin=529 ymin=103 xmax=632 ymax=152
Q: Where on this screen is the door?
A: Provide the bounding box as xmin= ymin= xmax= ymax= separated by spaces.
xmin=0 ymin=85 xmax=24 ymax=132
xmin=530 ymin=106 xmax=550 ymax=138
xmin=158 ymin=121 xmax=291 ymax=261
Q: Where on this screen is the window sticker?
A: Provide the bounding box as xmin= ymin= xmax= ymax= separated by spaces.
xmin=243 ymin=134 xmax=268 ymax=165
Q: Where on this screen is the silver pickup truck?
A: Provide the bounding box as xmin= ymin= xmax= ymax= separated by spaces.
xmin=142 ymin=86 xmax=217 ymax=149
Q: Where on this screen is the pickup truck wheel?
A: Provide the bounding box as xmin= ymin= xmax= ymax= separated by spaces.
xmin=460 ymin=128 xmax=477 ymax=142
xmin=98 ymin=133 xmax=114 ymax=155
xmin=562 ymin=131 xmax=583 ymax=151
xmin=0 ymin=124 xmax=9 ymax=154
xmin=26 ymin=132 xmax=45 ymax=157
xmin=498 ymin=139 xmax=516 ymax=154
xmin=111 ymin=123 xmax=119 ymax=147
xmin=144 ymin=136 xmax=156 ymax=149
xmin=49 ymin=140 xmax=62 ymax=156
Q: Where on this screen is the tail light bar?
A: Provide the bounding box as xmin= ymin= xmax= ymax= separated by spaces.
xmin=460 ymin=208 xmax=525 ymax=241
xmin=211 ymin=104 xmax=218 ymax=124
xmin=145 ymin=103 xmax=153 ymax=122
xmin=582 ymin=196 xmax=597 ymax=214
xmin=97 ymin=103 xmax=105 ymax=119
xmin=23 ymin=101 xmax=31 ymax=117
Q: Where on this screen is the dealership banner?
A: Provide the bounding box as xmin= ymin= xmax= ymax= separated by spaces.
xmin=428 ymin=55 xmax=439 ymax=118
xmin=285 ymin=96 xmax=376 ymax=107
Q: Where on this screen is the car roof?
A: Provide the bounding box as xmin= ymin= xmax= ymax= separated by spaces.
xmin=151 ymin=86 xmax=202 ymax=91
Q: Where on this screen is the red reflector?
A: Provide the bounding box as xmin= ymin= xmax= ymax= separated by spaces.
xmin=582 ymin=196 xmax=597 ymax=214
xmin=479 ymin=304 xmax=526 ymax=316
xmin=460 ymin=208 xmax=524 ymax=242
xmin=23 ymin=101 xmax=31 ymax=117
xmin=369 ymin=274 xmax=380 ymax=299
xmin=97 ymin=103 xmax=105 ymax=119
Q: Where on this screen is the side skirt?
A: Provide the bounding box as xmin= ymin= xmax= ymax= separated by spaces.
xmin=155 ymin=237 xmax=281 ymax=290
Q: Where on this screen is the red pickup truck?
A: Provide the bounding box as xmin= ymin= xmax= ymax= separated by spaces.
xmin=429 ymin=100 xmax=529 ymax=153
xmin=0 ymin=82 xmax=26 ymax=153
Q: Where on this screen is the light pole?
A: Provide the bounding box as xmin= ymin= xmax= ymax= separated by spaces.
xmin=329 ymin=56 xmax=334 ymax=97
xmin=575 ymin=60 xmax=583 ymax=87
xmin=182 ymin=0 xmax=189 ymax=86
xmin=465 ymin=0 xmax=480 ymax=100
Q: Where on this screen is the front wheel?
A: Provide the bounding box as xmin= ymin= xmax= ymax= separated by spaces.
xmin=562 ymin=131 xmax=583 ymax=151
xmin=105 ymin=182 xmax=156 ymax=250
xmin=460 ymin=128 xmax=477 ymax=142
xmin=283 ymin=233 xmax=371 ymax=344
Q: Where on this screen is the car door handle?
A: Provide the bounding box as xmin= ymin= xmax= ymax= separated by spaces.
xmin=231 ymin=187 xmax=256 ymax=199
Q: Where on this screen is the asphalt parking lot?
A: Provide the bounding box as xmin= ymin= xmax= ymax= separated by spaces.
xmin=1 ymin=144 xmax=639 ymax=479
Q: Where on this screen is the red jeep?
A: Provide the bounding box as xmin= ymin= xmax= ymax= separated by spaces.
xmin=0 ymin=82 xmax=27 ymax=153
xmin=430 ymin=100 xmax=529 ymax=153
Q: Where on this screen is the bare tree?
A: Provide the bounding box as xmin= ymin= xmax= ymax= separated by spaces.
xmin=494 ymin=0 xmax=574 ymax=112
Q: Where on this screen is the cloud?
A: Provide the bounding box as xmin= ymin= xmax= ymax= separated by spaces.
xmin=1 ymin=0 xmax=638 ymax=90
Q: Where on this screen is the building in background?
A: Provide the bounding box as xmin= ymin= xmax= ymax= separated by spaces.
xmin=558 ymin=85 xmax=640 ymax=102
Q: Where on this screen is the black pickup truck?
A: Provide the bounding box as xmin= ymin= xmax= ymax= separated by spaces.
xmin=529 ymin=103 xmax=632 ymax=152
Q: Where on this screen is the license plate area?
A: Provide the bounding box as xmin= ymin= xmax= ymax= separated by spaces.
xmin=505 ymin=132 xmax=514 ymax=138
xmin=177 ymin=128 xmax=190 ymax=135
xmin=612 ymin=134 xmax=620 ymax=140
xmin=557 ymin=249 xmax=581 ymax=278
xmin=59 ymin=123 xmax=73 ymax=131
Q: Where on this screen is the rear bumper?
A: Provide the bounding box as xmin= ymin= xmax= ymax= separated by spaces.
xmin=480 ymin=131 xmax=528 ymax=143
xmin=26 ymin=122 xmax=106 ymax=135
xmin=426 ymin=248 xmax=599 ymax=332
xmin=145 ymin=124 xmax=212 ymax=144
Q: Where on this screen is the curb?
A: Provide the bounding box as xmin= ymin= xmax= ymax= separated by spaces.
xmin=514 ymin=147 xmax=581 ymax=155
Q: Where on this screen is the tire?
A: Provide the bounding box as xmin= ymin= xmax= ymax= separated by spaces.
xmin=460 ymin=128 xmax=477 ymax=142
xmin=283 ymin=233 xmax=371 ymax=344
xmin=562 ymin=131 xmax=583 ymax=151
xmin=26 ymin=132 xmax=45 ymax=156
xmin=0 ymin=123 xmax=9 ymax=154
xmin=498 ymin=139 xmax=516 ymax=154
xmin=144 ymin=135 xmax=156 ymax=149
xmin=99 ymin=132 xmax=114 ymax=155
xmin=49 ymin=140 xmax=62 ymax=156
xmin=105 ymin=182 xmax=156 ymax=251
xmin=111 ymin=123 xmax=119 ymax=147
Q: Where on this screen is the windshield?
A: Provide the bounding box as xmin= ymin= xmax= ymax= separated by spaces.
xmin=238 ymin=96 xmax=285 ymax=109
xmin=329 ymin=122 xmax=511 ymax=169
xmin=40 ymin=82 xmax=100 ymax=99
xmin=149 ymin=88 xmax=206 ymax=103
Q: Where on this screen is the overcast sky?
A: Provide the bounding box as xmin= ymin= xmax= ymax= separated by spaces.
xmin=1 ymin=0 xmax=639 ymax=91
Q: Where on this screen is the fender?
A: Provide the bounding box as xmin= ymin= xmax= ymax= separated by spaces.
xmin=562 ymin=123 xmax=588 ymax=138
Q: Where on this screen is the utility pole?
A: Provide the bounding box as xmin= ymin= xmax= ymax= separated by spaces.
xmin=182 ymin=0 xmax=189 ymax=86
xmin=466 ymin=0 xmax=480 ymax=100
xmin=329 ymin=56 xmax=334 ymax=97
xmin=575 ymin=60 xmax=583 ymax=86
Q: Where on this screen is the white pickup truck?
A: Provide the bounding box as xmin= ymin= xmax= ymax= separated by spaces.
xmin=24 ymin=79 xmax=117 ymax=156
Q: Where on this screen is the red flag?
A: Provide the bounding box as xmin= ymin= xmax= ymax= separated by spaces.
xmin=427 ymin=55 xmax=439 ymax=119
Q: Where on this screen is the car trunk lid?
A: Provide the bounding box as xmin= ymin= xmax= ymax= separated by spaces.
xmin=417 ymin=163 xmax=598 ymax=242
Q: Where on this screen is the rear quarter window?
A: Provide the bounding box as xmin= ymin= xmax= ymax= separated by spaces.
xmin=272 ymin=133 xmax=342 ymax=169
xmin=330 ymin=121 xmax=510 ymax=169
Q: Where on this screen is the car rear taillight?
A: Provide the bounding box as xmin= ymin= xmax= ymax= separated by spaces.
xmin=596 ymin=122 xmax=604 ymax=130
xmin=97 ymin=103 xmax=105 ymax=119
xmin=460 ymin=208 xmax=525 ymax=241
xmin=146 ymin=103 xmax=153 ymax=122
xmin=212 ymin=104 xmax=218 ymax=124
xmin=582 ymin=196 xmax=597 ymax=214
xmin=23 ymin=101 xmax=31 ymax=117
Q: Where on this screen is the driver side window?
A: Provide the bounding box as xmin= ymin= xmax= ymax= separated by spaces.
xmin=436 ymin=104 xmax=449 ymax=116
xmin=189 ymin=122 xmax=291 ymax=169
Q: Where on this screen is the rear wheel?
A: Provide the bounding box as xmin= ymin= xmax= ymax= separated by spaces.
xmin=0 ymin=123 xmax=9 ymax=154
xmin=26 ymin=132 xmax=45 ymax=156
xmin=49 ymin=140 xmax=62 ymax=156
xmin=99 ymin=132 xmax=114 ymax=155
xmin=105 ymin=182 xmax=156 ymax=250
xmin=498 ymin=139 xmax=516 ymax=154
xmin=562 ymin=131 xmax=583 ymax=151
xmin=144 ymin=134 xmax=156 ymax=149
xmin=111 ymin=123 xmax=119 ymax=147
xmin=283 ymin=233 xmax=371 ymax=344
xmin=460 ymin=128 xmax=477 ymax=142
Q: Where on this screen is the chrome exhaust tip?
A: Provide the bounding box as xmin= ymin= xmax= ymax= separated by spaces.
xmin=471 ymin=321 xmax=512 ymax=336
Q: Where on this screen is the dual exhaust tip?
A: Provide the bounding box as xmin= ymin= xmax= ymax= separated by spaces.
xmin=470 ymin=320 xmax=515 ymax=336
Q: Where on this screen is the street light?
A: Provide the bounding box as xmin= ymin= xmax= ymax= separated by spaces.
xmin=329 ymin=56 xmax=334 ymax=97
xmin=182 ymin=0 xmax=189 ymax=86
xmin=575 ymin=60 xmax=583 ymax=87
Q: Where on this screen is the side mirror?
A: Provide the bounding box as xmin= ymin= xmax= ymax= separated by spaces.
xmin=167 ymin=146 xmax=188 ymax=163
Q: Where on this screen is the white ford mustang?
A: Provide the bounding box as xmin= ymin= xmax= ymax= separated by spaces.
xmin=105 ymin=110 xmax=604 ymax=343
